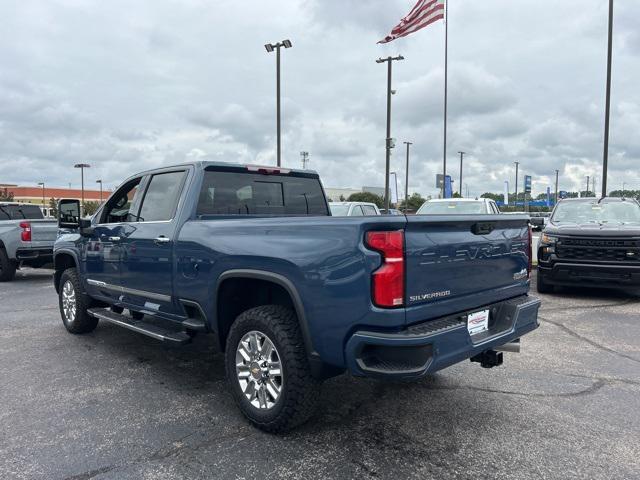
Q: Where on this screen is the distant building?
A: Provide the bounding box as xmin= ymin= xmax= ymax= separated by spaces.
xmin=362 ymin=186 xmax=385 ymax=197
xmin=0 ymin=184 xmax=112 ymax=217
xmin=323 ymin=187 xmax=361 ymax=202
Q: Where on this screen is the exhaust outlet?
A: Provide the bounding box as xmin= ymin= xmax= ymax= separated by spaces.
xmin=495 ymin=339 xmax=521 ymax=353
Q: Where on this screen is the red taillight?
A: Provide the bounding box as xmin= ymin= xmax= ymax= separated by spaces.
xmin=20 ymin=222 xmax=31 ymax=242
xmin=365 ymin=230 xmax=405 ymax=308
xmin=527 ymin=225 xmax=532 ymax=278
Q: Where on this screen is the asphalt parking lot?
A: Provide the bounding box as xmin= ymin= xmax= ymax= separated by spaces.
xmin=1 ymin=268 xmax=639 ymax=480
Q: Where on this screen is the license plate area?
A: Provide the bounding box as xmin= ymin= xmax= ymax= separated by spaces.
xmin=467 ymin=309 xmax=489 ymax=336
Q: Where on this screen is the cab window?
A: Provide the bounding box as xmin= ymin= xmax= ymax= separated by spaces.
xmin=100 ymin=178 xmax=142 ymax=224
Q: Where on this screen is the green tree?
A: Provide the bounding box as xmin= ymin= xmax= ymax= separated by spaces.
xmin=83 ymin=201 xmax=100 ymax=217
xmin=48 ymin=198 xmax=58 ymax=218
xmin=398 ymin=192 xmax=426 ymax=212
xmin=0 ymin=187 xmax=14 ymax=201
xmin=347 ymin=192 xmax=384 ymax=208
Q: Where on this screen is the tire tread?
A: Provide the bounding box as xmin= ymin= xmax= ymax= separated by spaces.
xmin=226 ymin=305 xmax=321 ymax=433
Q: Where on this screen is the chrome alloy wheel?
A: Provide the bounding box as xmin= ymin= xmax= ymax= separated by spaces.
xmin=235 ymin=330 xmax=283 ymax=409
xmin=62 ymin=280 xmax=77 ymax=323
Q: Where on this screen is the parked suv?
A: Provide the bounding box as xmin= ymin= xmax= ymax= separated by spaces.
xmin=53 ymin=162 xmax=539 ymax=431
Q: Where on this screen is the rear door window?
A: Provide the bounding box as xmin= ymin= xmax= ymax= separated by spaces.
xmin=138 ymin=171 xmax=188 ymax=222
xmin=350 ymin=206 xmax=364 ymax=216
xmin=362 ymin=205 xmax=378 ymax=215
xmin=197 ymin=170 xmax=328 ymax=216
xmin=0 ymin=204 xmax=44 ymax=220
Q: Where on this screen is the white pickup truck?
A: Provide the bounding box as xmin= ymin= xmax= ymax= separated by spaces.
xmin=0 ymin=203 xmax=58 ymax=281
xmin=417 ymin=198 xmax=502 ymax=215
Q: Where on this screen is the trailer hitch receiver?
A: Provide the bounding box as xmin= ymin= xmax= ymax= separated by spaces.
xmin=470 ymin=349 xmax=503 ymax=369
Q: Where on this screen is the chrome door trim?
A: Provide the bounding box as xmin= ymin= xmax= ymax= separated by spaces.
xmin=86 ymin=278 xmax=172 ymax=302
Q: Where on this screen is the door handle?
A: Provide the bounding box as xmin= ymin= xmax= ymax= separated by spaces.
xmin=154 ymin=236 xmax=171 ymax=245
xmin=108 ymin=236 xmax=121 ymax=242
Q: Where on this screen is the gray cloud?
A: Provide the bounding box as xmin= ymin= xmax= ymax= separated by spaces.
xmin=0 ymin=0 xmax=638 ymax=199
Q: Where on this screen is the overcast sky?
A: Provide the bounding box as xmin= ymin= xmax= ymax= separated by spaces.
xmin=1 ymin=0 xmax=638 ymax=198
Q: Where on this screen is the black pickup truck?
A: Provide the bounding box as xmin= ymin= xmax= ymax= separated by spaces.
xmin=537 ymin=197 xmax=640 ymax=292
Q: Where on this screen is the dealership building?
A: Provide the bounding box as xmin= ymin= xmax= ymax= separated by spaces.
xmin=0 ymin=184 xmax=111 ymax=217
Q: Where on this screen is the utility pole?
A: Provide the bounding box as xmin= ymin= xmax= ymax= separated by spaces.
xmin=554 ymin=169 xmax=559 ymax=206
xmin=403 ymin=141 xmax=412 ymax=212
xmin=376 ymin=55 xmax=404 ymax=211
xmin=457 ymin=151 xmax=465 ymax=196
xmin=514 ymin=161 xmax=520 ymax=208
xmin=96 ymin=179 xmax=103 ymax=204
xmin=74 ymin=163 xmax=90 ymax=216
xmin=585 ymin=175 xmax=590 ymax=197
xmin=300 ymin=151 xmax=309 ymax=169
xmin=37 ymin=182 xmax=45 ymax=211
xmin=602 ymin=0 xmax=614 ymax=197
xmin=264 ymin=39 xmax=293 ymax=167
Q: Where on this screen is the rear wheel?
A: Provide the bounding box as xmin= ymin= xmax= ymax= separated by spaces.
xmin=59 ymin=268 xmax=99 ymax=334
xmin=536 ymin=271 xmax=554 ymax=294
xmin=0 ymin=248 xmax=17 ymax=282
xmin=225 ymin=305 xmax=321 ymax=433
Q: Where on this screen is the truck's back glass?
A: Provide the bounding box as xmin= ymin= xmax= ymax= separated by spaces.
xmin=197 ymin=170 xmax=329 ymax=216
xmin=0 ymin=204 xmax=44 ymax=220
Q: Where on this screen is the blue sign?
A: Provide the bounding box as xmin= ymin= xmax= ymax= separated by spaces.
xmin=444 ymin=175 xmax=453 ymax=199
xmin=524 ymin=175 xmax=532 ymax=193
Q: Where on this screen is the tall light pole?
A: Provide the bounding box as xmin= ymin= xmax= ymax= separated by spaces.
xmin=457 ymin=151 xmax=466 ymax=197
xmin=622 ymin=182 xmax=626 ymax=196
xmin=403 ymin=142 xmax=412 ymax=212
xmin=265 ymin=39 xmax=292 ymax=167
xmin=37 ymin=182 xmax=45 ymax=209
xmin=74 ymin=163 xmax=90 ymax=215
xmin=602 ymin=0 xmax=614 ymax=197
xmin=554 ymin=169 xmax=559 ymax=205
xmin=585 ymin=175 xmax=590 ymax=197
xmin=376 ymin=54 xmax=404 ymax=211
xmin=96 ymin=179 xmax=103 ymax=204
xmin=300 ymin=151 xmax=309 ymax=169
xmin=514 ymin=161 xmax=520 ymax=208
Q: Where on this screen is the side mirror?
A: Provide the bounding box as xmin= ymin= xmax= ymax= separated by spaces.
xmin=58 ymin=199 xmax=81 ymax=229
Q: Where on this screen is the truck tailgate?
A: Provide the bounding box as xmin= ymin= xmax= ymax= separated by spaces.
xmin=404 ymin=214 xmax=530 ymax=325
xmin=30 ymin=220 xmax=58 ymax=244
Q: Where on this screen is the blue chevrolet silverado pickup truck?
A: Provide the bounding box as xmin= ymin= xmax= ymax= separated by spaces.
xmin=53 ymin=161 xmax=540 ymax=432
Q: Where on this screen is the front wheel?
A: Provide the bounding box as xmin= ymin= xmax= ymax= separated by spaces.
xmin=536 ymin=271 xmax=554 ymax=294
xmin=225 ymin=305 xmax=321 ymax=433
xmin=59 ymin=268 xmax=99 ymax=334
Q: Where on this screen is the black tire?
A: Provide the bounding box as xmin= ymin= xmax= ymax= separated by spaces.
xmin=58 ymin=268 xmax=99 ymax=334
xmin=0 ymin=248 xmax=17 ymax=282
xmin=225 ymin=305 xmax=321 ymax=433
xmin=130 ymin=310 xmax=144 ymax=320
xmin=536 ymin=271 xmax=554 ymax=294
xmin=111 ymin=306 xmax=124 ymax=314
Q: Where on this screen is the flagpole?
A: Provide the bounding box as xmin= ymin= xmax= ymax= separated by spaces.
xmin=442 ymin=0 xmax=448 ymax=198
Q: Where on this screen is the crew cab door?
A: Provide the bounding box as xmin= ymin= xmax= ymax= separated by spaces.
xmin=84 ymin=177 xmax=143 ymax=303
xmin=118 ymin=169 xmax=189 ymax=316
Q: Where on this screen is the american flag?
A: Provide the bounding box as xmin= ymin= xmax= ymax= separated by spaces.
xmin=378 ymin=0 xmax=445 ymax=44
